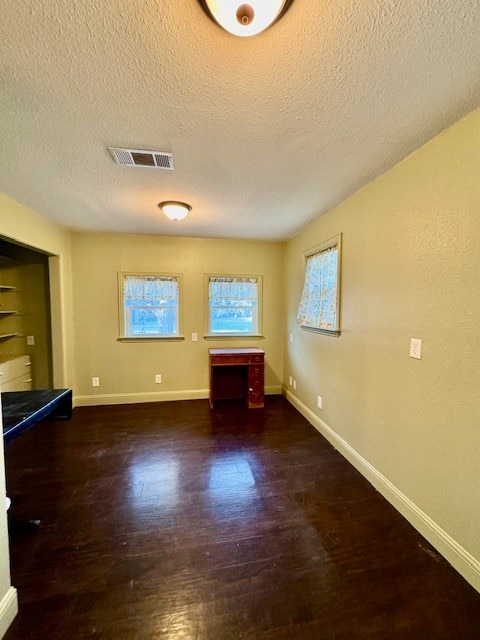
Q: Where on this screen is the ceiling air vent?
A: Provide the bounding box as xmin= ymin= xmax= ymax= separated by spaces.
xmin=108 ymin=147 xmax=174 ymax=170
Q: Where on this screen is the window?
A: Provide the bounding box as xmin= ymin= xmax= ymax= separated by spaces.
xmin=297 ymin=234 xmax=341 ymax=334
xmin=119 ymin=273 xmax=181 ymax=338
xmin=207 ymin=275 xmax=262 ymax=336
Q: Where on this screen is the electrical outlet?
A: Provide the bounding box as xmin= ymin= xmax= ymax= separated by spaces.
xmin=288 ymin=376 xmax=293 ymax=386
xmin=317 ymin=395 xmax=323 ymax=409
xmin=409 ymin=338 xmax=422 ymax=360
xmin=293 ymin=380 xmax=297 ymax=390
xmin=92 ymin=377 xmax=100 ymax=387
xmin=155 ymin=374 xmax=162 ymax=384
xmin=192 ymin=332 xmax=198 ymax=342
xmin=27 ymin=335 xmax=35 ymax=346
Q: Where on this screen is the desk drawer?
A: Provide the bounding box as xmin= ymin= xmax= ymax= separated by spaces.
xmin=249 ymin=377 xmax=263 ymax=391
xmin=210 ymin=355 xmax=250 ymax=365
xmin=249 ymin=354 xmax=264 ymax=363
xmin=248 ymin=391 xmax=264 ymax=407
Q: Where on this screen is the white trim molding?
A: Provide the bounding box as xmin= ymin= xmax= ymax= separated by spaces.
xmin=284 ymin=388 xmax=480 ymax=594
xmin=0 ymin=587 xmax=17 ymax=639
xmin=74 ymin=389 xmax=210 ymax=407
xmin=74 ymin=386 xmax=282 ymax=407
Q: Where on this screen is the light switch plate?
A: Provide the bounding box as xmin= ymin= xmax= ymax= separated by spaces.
xmin=410 ymin=338 xmax=422 ymax=359
xmin=27 ymin=335 xmax=35 ymax=346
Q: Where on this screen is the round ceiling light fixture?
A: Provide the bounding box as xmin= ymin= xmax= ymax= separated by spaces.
xmin=158 ymin=201 xmax=192 ymax=221
xmin=198 ymin=0 xmax=293 ymax=37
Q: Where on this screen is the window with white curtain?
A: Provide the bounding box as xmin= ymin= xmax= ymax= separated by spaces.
xmin=296 ymin=235 xmax=341 ymax=334
xmin=207 ymin=275 xmax=262 ymax=336
xmin=118 ymin=273 xmax=181 ymax=338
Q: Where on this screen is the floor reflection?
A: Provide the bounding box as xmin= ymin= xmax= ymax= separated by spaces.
xmin=129 ymin=453 xmax=179 ymax=512
xmin=208 ymin=454 xmax=260 ymax=521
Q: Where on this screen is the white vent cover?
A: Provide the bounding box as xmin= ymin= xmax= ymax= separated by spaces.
xmin=108 ymin=147 xmax=174 ymax=170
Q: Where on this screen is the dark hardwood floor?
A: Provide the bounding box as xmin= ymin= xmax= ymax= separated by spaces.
xmin=3 ymin=396 xmax=480 ymax=639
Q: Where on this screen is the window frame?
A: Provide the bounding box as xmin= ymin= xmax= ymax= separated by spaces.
xmin=297 ymin=234 xmax=342 ymax=336
xmin=205 ymin=274 xmax=264 ymax=338
xmin=118 ymin=271 xmax=184 ymax=341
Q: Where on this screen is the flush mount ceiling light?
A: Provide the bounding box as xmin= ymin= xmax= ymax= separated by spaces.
xmin=198 ymin=0 xmax=293 ymax=37
xmin=158 ymin=201 xmax=192 ymax=221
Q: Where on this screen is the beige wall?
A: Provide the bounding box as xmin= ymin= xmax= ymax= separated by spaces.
xmin=21 ymin=261 xmax=53 ymax=388
xmin=71 ymin=233 xmax=284 ymax=404
xmin=284 ymin=108 xmax=480 ymax=588
xmin=0 ymin=194 xmax=73 ymax=388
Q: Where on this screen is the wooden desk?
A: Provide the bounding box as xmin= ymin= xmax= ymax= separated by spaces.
xmin=209 ymin=348 xmax=264 ymax=409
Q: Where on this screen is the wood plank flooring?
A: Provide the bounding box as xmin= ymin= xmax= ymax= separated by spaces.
xmin=4 ymin=396 xmax=480 ymax=639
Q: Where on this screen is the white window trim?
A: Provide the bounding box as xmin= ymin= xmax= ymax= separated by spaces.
xmin=297 ymin=234 xmax=342 ymax=336
xmin=118 ymin=272 xmax=184 ymax=341
xmin=204 ymin=273 xmax=264 ymax=338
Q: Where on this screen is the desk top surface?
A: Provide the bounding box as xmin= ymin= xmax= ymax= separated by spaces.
xmin=209 ymin=347 xmax=265 ymax=356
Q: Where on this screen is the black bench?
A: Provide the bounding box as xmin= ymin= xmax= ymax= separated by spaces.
xmin=2 ymin=389 xmax=72 ymax=531
xmin=2 ymin=389 xmax=72 ymax=445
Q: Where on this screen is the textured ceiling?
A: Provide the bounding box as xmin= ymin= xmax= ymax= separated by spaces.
xmin=1 ymin=1 xmax=480 ymax=241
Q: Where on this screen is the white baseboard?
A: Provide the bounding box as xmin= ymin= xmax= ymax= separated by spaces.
xmin=74 ymin=385 xmax=282 ymax=407
xmin=74 ymin=388 xmax=210 ymax=407
xmin=0 ymin=587 xmax=17 ymax=639
xmin=284 ymin=388 xmax=480 ymax=594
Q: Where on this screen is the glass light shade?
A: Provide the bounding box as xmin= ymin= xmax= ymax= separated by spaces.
xmin=158 ymin=201 xmax=192 ymax=221
xmin=201 ymin=0 xmax=291 ymax=37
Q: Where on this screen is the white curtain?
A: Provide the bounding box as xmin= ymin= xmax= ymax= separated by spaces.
xmin=297 ymin=246 xmax=338 ymax=330
xmin=208 ymin=277 xmax=258 ymax=302
xmin=124 ymin=275 xmax=178 ymax=302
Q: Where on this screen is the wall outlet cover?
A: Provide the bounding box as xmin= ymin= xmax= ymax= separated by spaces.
xmin=410 ymin=338 xmax=423 ymax=359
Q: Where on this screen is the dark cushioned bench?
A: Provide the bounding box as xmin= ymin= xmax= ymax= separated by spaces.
xmin=2 ymin=389 xmax=72 ymax=445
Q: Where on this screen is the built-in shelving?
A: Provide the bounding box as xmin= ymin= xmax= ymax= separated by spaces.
xmin=0 ymin=284 xmax=19 ymax=343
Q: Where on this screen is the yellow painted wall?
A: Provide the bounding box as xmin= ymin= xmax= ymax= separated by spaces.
xmin=0 ymin=194 xmax=73 ymax=388
xmin=284 ymin=108 xmax=480 ymax=586
xmin=71 ymin=233 xmax=284 ymax=404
